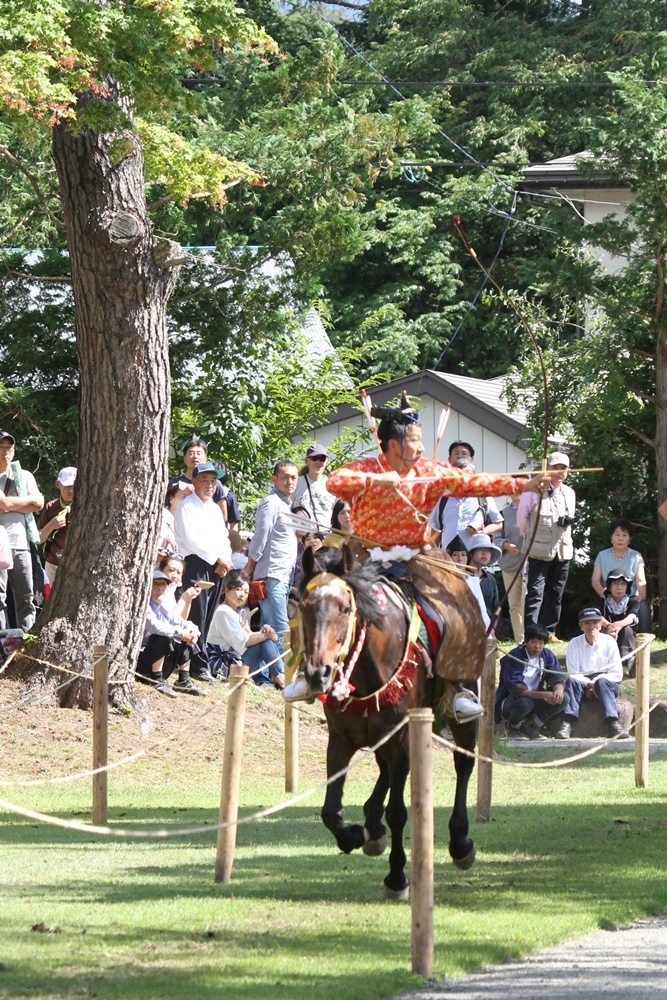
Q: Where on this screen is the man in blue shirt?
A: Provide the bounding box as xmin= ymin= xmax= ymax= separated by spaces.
xmin=495 ymin=623 xmax=565 ymax=739
xmin=245 ymin=460 xmax=299 ymax=676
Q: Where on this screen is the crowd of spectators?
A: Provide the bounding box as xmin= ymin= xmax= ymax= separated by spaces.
xmin=0 ymin=427 xmax=654 ymax=714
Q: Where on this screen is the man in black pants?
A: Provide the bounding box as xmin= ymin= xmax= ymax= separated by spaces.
xmin=174 ymin=462 xmax=232 ymax=681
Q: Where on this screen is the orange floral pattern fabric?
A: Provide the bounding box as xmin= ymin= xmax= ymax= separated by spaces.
xmin=327 ymin=454 xmax=519 ymax=549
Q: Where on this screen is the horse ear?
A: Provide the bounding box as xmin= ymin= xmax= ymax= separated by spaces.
xmin=341 ymin=542 xmax=354 ymax=575
xmin=302 ymin=544 xmax=317 ymax=580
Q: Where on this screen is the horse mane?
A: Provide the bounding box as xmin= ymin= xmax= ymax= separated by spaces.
xmin=300 ymin=545 xmax=390 ymax=628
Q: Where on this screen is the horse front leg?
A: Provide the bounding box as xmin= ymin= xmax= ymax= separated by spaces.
xmin=321 ymin=736 xmax=366 ymax=855
xmin=447 ymin=718 xmax=476 ymax=870
xmin=362 ymin=753 xmax=390 ymax=856
xmin=382 ymin=744 xmax=410 ymax=901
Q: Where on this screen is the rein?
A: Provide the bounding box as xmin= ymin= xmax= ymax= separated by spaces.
xmin=304 ymin=572 xmax=422 ymax=717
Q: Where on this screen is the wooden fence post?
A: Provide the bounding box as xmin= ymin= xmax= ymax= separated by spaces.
xmin=284 ymin=630 xmax=298 ymax=793
xmin=215 ymin=661 xmax=249 ymax=883
xmin=410 ymin=707 xmax=434 ymax=979
xmin=92 ymin=644 xmax=108 ymax=826
xmin=476 ymin=637 xmax=497 ymax=823
xmin=634 ymin=633 xmax=654 ymax=789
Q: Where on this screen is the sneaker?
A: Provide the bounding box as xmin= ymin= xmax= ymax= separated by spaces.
xmin=155 ymin=679 xmax=178 ymax=699
xmin=520 ymin=718 xmax=548 ymax=741
xmin=607 ymin=718 xmax=630 ymax=739
xmin=452 ymin=690 xmax=484 ymax=723
xmin=172 ymin=676 xmax=206 ymax=696
xmin=555 ymin=720 xmax=572 ymax=740
xmin=505 ymin=722 xmax=530 ymax=741
xmin=190 ymin=668 xmax=216 ymax=683
xmin=283 ymin=675 xmax=310 ymax=703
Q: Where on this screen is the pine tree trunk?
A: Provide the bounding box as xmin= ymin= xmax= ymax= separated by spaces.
xmin=656 ymin=328 xmax=667 ymax=633
xmin=16 ymin=107 xmax=180 ymax=707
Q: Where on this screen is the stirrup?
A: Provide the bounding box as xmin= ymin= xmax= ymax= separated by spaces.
xmin=282 ymin=674 xmax=310 ymax=703
xmin=452 ymin=690 xmax=484 ymax=723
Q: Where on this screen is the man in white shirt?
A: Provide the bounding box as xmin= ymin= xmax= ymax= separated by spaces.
xmin=429 ymin=450 xmax=503 ymax=550
xmin=0 ymin=430 xmax=44 ymax=630
xmin=556 ymin=606 xmax=628 ymax=740
xmin=174 ymin=462 xmax=232 ymax=681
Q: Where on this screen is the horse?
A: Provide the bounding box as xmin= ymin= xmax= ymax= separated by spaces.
xmin=298 ymin=543 xmax=477 ymax=901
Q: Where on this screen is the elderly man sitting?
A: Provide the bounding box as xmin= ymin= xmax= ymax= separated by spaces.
xmin=556 ymin=607 xmax=629 ymax=740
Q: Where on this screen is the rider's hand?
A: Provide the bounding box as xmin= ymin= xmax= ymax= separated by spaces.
xmin=373 ymin=470 xmax=402 ymax=489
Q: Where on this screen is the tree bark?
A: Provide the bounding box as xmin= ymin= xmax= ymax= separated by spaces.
xmin=656 ymin=329 xmax=667 ymax=633
xmin=16 ymin=107 xmax=180 ymax=707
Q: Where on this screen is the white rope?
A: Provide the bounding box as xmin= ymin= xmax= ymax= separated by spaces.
xmin=0 ymin=652 xmax=289 ymax=787
xmin=0 ymin=717 xmax=407 ymax=838
xmin=433 ymin=696 xmax=663 ymax=769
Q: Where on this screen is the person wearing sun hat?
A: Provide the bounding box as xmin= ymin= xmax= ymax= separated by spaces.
xmin=518 ymin=450 xmax=576 ymax=641
xmin=556 ymin=606 xmax=628 ymax=740
xmin=593 ymin=569 xmax=640 ymax=677
xmin=466 ymin=534 xmax=503 ymax=621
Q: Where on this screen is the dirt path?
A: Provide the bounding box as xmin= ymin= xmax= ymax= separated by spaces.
xmin=396 ymin=916 xmax=667 ymax=999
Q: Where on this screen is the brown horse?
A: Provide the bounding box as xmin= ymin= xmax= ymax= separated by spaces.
xmin=299 ymin=544 xmax=477 ymax=901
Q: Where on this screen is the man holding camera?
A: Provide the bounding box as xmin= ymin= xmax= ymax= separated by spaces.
xmin=518 ymin=452 xmax=576 ymax=641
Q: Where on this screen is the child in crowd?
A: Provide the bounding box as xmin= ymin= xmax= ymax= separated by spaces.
xmin=495 ymin=623 xmax=565 ymax=740
xmin=594 ymin=570 xmax=640 ymax=677
xmin=466 ymin=534 xmax=501 ymax=620
xmin=446 ymin=535 xmax=491 ymax=631
xmin=207 ymin=570 xmax=284 ymax=688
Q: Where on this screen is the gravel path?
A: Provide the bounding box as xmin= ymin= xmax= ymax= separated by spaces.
xmin=396 ymin=915 xmax=667 ymax=999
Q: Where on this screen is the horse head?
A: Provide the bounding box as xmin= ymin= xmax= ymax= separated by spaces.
xmin=299 ymin=544 xmax=399 ymax=696
xmin=299 ymin=544 xmax=357 ymax=694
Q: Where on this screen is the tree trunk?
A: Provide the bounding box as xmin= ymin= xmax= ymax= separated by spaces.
xmin=16 ymin=108 xmax=180 ymax=707
xmin=656 ymin=328 xmax=667 ymax=633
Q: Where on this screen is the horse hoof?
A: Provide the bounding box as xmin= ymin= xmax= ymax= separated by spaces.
xmin=452 ymin=845 xmax=476 ymax=871
xmin=363 ymin=830 xmax=387 ymax=856
xmin=383 ymin=883 xmax=410 ymax=902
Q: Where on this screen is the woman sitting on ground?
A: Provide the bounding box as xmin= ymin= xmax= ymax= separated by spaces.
xmin=593 ymin=570 xmax=640 ymax=677
xmin=207 ymin=570 xmax=284 ymax=688
xmin=591 ymin=518 xmax=650 ymax=630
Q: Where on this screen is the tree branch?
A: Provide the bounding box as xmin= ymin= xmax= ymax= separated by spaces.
xmin=629 ymin=426 xmax=655 ymax=449
xmin=146 ymin=194 xmax=174 ymax=212
xmin=632 ymin=347 xmax=657 ymax=361
xmin=6 ymin=269 xmax=72 ymax=283
xmin=0 ymin=144 xmax=64 ymax=228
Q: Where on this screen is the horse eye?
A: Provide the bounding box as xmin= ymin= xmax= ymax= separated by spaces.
xmin=342 ymin=605 xmax=352 ymax=614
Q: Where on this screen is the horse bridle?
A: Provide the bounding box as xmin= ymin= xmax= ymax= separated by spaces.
xmin=302 ymin=572 xmax=359 ymax=669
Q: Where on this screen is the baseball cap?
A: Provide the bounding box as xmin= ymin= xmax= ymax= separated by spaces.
xmin=57 ymin=467 xmax=77 ymax=487
xmin=0 ymin=430 xmax=15 ymax=445
xmin=192 ymin=462 xmax=219 ymax=478
xmin=152 ymin=570 xmax=172 ymax=583
xmin=578 ymin=607 xmax=603 ymax=623
xmin=306 ymin=442 xmax=328 ymax=459
xmin=547 ymin=451 xmax=570 ymax=468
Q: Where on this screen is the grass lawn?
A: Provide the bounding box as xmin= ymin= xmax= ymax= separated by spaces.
xmin=1 ymin=654 xmax=667 ymax=1000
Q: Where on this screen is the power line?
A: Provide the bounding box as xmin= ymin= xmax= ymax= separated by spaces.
xmin=340 ymin=79 xmax=664 ymax=88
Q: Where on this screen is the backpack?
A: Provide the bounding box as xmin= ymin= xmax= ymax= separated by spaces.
xmin=436 ymin=495 xmax=492 ymax=534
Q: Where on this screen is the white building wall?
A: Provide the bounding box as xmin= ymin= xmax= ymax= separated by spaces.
xmin=307 ymin=394 xmax=527 ymax=474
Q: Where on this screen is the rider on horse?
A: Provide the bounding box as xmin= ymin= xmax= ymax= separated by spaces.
xmin=284 ymin=394 xmax=553 ymax=718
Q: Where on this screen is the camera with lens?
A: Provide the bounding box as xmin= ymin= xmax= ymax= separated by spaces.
xmin=557 ymin=515 xmax=575 ymax=527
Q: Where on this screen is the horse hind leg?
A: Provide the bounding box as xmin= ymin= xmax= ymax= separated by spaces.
xmin=321 ymin=740 xmax=365 ymax=855
xmin=362 ymin=753 xmax=390 ymax=856
xmin=447 ymin=718 xmax=476 ymax=871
